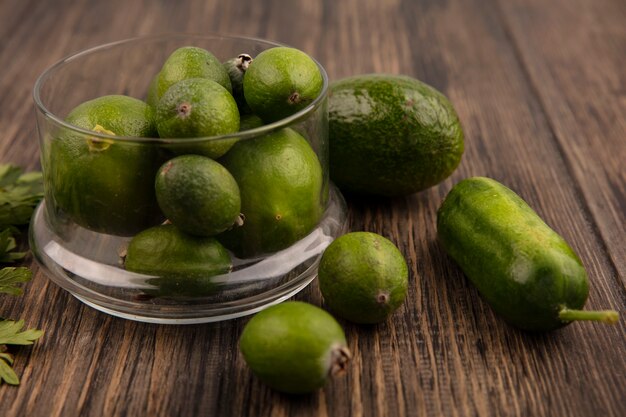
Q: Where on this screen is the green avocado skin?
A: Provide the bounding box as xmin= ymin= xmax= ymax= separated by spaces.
xmin=436 ymin=177 xmax=589 ymax=331
xmin=329 ymin=74 xmax=464 ymax=196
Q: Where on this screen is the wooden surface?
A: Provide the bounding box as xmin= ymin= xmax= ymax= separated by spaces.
xmin=1 ymin=0 xmax=625 ymax=416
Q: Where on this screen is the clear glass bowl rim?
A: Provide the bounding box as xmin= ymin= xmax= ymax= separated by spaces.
xmin=32 ymin=33 xmax=329 ymax=144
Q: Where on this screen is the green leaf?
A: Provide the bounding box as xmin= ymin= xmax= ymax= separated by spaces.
xmin=0 ymin=352 xmax=19 ymax=385
xmin=0 ymin=320 xmax=42 ymax=386
xmin=0 ymin=267 xmax=32 ymax=295
xmin=0 ymin=165 xmax=23 ymax=188
xmin=0 ymin=164 xmax=44 ymax=229
xmin=0 ymin=228 xmax=26 ymax=263
xmin=0 ymin=319 xmax=43 ymax=345
xmin=0 ymin=166 xmax=43 ymax=387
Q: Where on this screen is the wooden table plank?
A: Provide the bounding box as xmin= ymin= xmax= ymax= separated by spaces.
xmin=497 ymin=0 xmax=626 ymax=283
xmin=0 ymin=0 xmax=624 ymax=416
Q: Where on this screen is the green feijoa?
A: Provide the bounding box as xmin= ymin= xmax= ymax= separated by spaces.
xmin=239 ymin=301 xmax=351 ymax=394
xmin=223 ymin=53 xmax=253 ymax=114
xmin=243 ymin=47 xmax=323 ymax=123
xmin=218 ymin=128 xmax=324 ymax=257
xmin=437 ymin=177 xmax=619 ymax=331
xmin=155 ymin=155 xmax=241 ymax=236
xmin=329 ymin=74 xmax=464 ymax=196
xmin=125 ymin=224 xmax=232 ymax=297
xmin=318 ymin=232 xmax=409 ymax=324
xmin=238 ymin=114 xmax=264 ymax=131
xmin=156 ymin=46 xmax=232 ymax=101
xmin=146 ymin=71 xmax=160 ymax=109
xmin=50 ymin=95 xmax=163 ymax=236
xmin=156 ymin=78 xmax=240 ymax=158
xmin=64 ymin=95 xmax=158 ymax=137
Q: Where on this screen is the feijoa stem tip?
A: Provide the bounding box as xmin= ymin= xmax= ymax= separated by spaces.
xmin=237 ymin=54 xmax=253 ymax=71
xmin=329 ymin=345 xmax=352 ymax=378
xmin=559 ymin=308 xmax=619 ymax=324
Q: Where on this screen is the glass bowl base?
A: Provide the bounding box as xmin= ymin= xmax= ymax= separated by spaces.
xmin=30 ymin=185 xmax=348 ymax=324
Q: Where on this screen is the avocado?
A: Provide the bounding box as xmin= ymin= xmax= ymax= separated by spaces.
xmin=329 ymin=74 xmax=464 ymax=196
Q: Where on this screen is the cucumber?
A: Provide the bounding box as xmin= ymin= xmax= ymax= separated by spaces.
xmin=436 ymin=177 xmax=618 ymax=331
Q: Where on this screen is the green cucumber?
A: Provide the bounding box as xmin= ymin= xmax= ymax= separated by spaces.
xmin=437 ymin=177 xmax=618 ymax=331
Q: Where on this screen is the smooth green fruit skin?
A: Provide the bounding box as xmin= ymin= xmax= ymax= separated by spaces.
xmin=239 ymin=301 xmax=347 ymax=394
xmin=50 ymin=95 xmax=163 ymax=236
xmin=436 ymin=177 xmax=589 ymax=331
xmin=156 ymin=78 xmax=240 ymax=158
xmin=218 ymin=128 xmax=324 ymax=257
xmin=243 ymin=47 xmax=323 ymax=123
xmin=318 ymin=232 xmax=409 ymax=324
xmin=155 ymin=155 xmax=241 ymax=236
xmin=156 ymin=46 xmax=232 ymax=100
xmin=329 ymin=74 xmax=464 ymax=196
xmin=64 ymin=95 xmax=158 ymax=137
xmin=146 ymin=72 xmax=160 ymax=108
xmin=125 ymin=224 xmax=231 ymax=297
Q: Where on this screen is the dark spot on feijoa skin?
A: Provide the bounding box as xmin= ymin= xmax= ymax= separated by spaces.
xmin=288 ymin=92 xmax=301 ymax=104
xmin=177 ymin=102 xmax=192 ymax=118
xmin=376 ymin=291 xmax=389 ymax=304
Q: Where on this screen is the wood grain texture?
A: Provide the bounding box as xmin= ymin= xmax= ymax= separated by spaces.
xmin=497 ymin=0 xmax=626 ymax=284
xmin=0 ymin=0 xmax=625 ymax=416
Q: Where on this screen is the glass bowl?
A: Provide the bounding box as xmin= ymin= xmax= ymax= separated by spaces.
xmin=31 ymin=34 xmax=348 ymax=324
